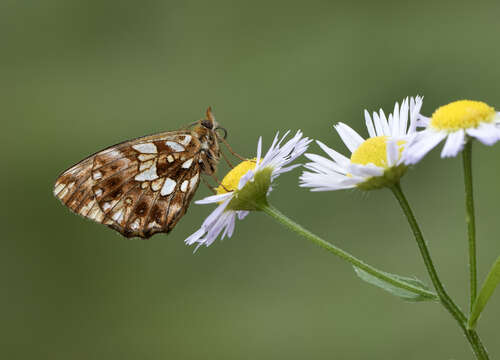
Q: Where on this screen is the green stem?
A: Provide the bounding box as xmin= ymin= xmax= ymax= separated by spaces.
xmin=463 ymin=141 xmax=477 ymax=313
xmin=390 ymin=182 xmax=488 ymax=359
xmin=259 ymin=204 xmax=437 ymax=301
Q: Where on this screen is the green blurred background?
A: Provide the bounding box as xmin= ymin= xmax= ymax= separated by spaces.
xmin=3 ymin=0 xmax=500 ymax=358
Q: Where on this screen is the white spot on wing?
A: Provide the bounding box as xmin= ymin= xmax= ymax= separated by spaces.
xmin=92 ymin=171 xmax=102 ymax=180
xmin=169 ymin=203 xmax=180 ymax=215
xmin=135 ymin=164 xmax=159 ymax=181
xmin=95 ymin=212 xmax=105 ymax=222
xmin=95 ymin=188 xmax=103 ymax=197
xmin=130 ymin=218 xmax=140 ymax=230
xmin=112 ymin=208 xmax=124 ymax=223
xmin=182 ymin=158 xmax=193 ymax=169
xmin=138 ymin=154 xmax=156 ymax=161
xmin=151 ymin=177 xmax=165 ymax=192
xmin=105 ymin=149 xmax=122 ymax=158
xmin=189 ymin=173 xmax=199 ymax=189
xmin=88 ymin=203 xmax=105 ymax=222
xmin=139 ymin=159 xmax=154 ymax=171
xmin=160 ymin=178 xmax=176 ymax=196
xmin=132 ymin=143 xmax=158 ymax=154
xmin=102 ymin=202 xmax=112 ymax=211
xmin=181 ymin=180 xmax=188 ymax=192
xmin=58 ymin=187 xmax=69 ymax=198
xmin=179 ymin=135 xmax=192 ymax=146
xmin=54 ymin=183 xmax=65 ymax=196
xmin=147 ymin=221 xmax=161 ymax=229
xmin=167 ymin=155 xmax=174 ymax=163
xmin=80 ymin=199 xmax=96 ymax=216
xmin=165 ymin=141 xmax=185 ymax=152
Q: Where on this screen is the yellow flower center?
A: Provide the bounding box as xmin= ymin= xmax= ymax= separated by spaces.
xmin=430 ymin=100 xmax=495 ymax=131
xmin=217 ymin=159 xmax=257 ymax=195
xmin=350 ymin=136 xmax=404 ymax=168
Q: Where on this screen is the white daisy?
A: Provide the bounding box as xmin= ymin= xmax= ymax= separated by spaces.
xmin=185 ymin=130 xmax=311 ymax=248
xmin=405 ymin=100 xmax=500 ymax=164
xmin=300 ymin=96 xmax=422 ymax=191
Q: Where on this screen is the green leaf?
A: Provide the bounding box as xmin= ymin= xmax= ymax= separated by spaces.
xmin=468 ymin=256 xmax=500 ymax=329
xmin=353 ymin=266 xmax=437 ymax=302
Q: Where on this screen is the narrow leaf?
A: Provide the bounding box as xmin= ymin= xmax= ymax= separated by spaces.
xmin=468 ymin=256 xmax=500 ymax=329
xmin=354 ymin=266 xmax=437 ymax=302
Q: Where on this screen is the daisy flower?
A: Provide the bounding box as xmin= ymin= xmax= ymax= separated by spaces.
xmin=404 ymin=100 xmax=500 ymax=164
xmin=185 ymin=131 xmax=311 ymax=248
xmin=300 ymin=96 xmax=422 ymax=191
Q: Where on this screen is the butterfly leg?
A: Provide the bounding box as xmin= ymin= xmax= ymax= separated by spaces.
xmin=201 ymin=175 xmax=217 ymax=194
xmin=218 ymin=135 xmax=248 ymax=162
xmin=220 ymin=150 xmax=234 ymax=168
xmin=210 ymin=173 xmax=230 ymax=192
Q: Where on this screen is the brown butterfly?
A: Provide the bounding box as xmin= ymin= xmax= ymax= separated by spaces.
xmin=53 ymin=108 xmax=225 ymax=239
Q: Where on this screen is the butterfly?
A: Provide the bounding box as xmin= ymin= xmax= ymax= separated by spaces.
xmin=53 ymin=108 xmax=225 ymax=239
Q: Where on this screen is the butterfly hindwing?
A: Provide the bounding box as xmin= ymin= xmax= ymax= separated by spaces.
xmin=54 ymin=130 xmax=205 ymax=238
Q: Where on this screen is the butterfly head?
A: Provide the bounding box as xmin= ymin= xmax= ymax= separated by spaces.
xmin=198 ymin=107 xmax=227 ymax=139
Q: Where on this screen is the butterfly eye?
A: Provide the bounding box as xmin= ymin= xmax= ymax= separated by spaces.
xmin=201 ymin=120 xmax=213 ymax=129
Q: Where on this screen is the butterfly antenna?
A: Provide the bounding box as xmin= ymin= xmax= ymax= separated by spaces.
xmin=220 ymin=150 xmax=234 ymax=168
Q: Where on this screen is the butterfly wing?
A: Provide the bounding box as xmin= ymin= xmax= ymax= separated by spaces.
xmin=54 ymin=131 xmax=203 ymax=238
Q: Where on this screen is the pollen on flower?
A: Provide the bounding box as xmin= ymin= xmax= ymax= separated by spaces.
xmin=430 ymin=100 xmax=496 ymax=132
xmin=350 ymin=136 xmax=405 ymax=168
xmin=217 ymin=159 xmax=257 ymax=194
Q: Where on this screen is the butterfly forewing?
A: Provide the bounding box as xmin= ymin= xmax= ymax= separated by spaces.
xmin=54 ymin=125 xmax=215 ymax=238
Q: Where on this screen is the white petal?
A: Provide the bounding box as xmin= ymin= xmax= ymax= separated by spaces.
xmin=304 ymin=153 xmax=347 ymax=173
xmin=416 ymin=115 xmax=430 ymax=128
xmin=316 ymin=140 xmax=351 ymax=167
xmin=386 ymin=139 xmax=399 ymax=167
xmin=404 ymin=130 xmax=447 ymax=164
xmin=334 ymin=123 xmax=364 ymax=153
xmin=378 ymin=109 xmax=391 ymax=136
xmin=237 ymin=211 xmax=249 ymax=220
xmin=301 ymin=168 xmax=348 ymax=182
xmin=389 ymin=103 xmax=399 ymax=136
xmin=441 ymin=130 xmax=465 ymax=158
xmin=256 ymin=136 xmax=262 ymax=164
xmin=195 ymin=192 xmax=233 ymax=204
xmin=399 ymin=97 xmax=409 ymax=136
xmin=466 ymin=123 xmax=500 ymax=146
xmin=204 ymin=200 xmax=230 ymax=224
xmin=388 ymin=113 xmax=395 ymax=136
xmin=348 ymin=163 xmax=384 ymax=177
xmin=238 ymin=169 xmax=255 ymax=189
xmin=299 ymin=171 xmax=359 ymax=191
xmin=372 ymin=111 xmax=384 ymax=136
xmin=185 ymin=228 xmax=206 ymax=245
xmin=364 ymin=110 xmax=376 ymax=138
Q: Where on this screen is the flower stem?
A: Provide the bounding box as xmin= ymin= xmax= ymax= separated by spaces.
xmin=463 ymin=140 xmax=477 ymax=313
xmin=390 ymin=182 xmax=488 ymax=359
xmin=259 ymin=203 xmax=437 ymax=301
